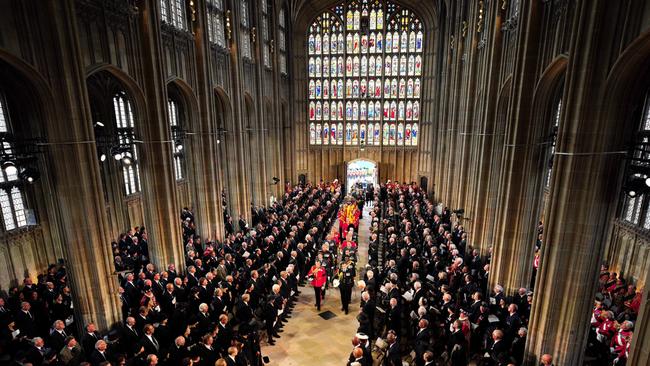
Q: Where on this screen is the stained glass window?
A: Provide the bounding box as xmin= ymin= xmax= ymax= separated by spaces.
xmin=207 ymin=0 xmax=227 ymax=48
xmin=168 ymin=99 xmax=185 ymax=181
xmin=308 ymin=0 xmax=423 ymax=146
xmin=161 ymin=0 xmax=187 ymax=30
xmin=279 ymin=7 xmax=288 ymax=75
xmin=0 ymin=91 xmax=30 ymax=231
xmin=546 ymin=99 xmax=561 ymax=188
xmin=261 ymin=0 xmax=273 ymax=69
xmin=241 ymin=0 xmax=253 ymax=60
xmin=113 ymin=93 xmax=141 ymax=195
xmin=622 ymin=91 xmax=650 ymax=226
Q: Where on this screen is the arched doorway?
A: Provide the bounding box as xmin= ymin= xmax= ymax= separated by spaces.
xmin=346 ymin=159 xmax=378 ymax=190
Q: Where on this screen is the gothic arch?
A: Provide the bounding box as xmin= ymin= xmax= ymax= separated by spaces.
xmin=531 ymin=55 xmax=568 ymax=138
xmin=600 ymin=30 xmax=650 ymax=147
xmin=263 ymin=96 xmax=273 ymax=127
xmin=0 ymin=50 xmax=54 ymax=137
xmin=243 ymin=93 xmax=256 ymax=129
xmin=166 ymin=77 xmax=199 ymax=131
xmin=86 ymin=64 xmax=148 ymax=129
xmin=294 ymin=0 xmax=438 ymax=35
xmin=213 ymin=87 xmax=233 ymax=132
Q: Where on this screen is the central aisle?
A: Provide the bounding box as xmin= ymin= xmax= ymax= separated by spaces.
xmin=261 ymin=205 xmax=373 ymax=365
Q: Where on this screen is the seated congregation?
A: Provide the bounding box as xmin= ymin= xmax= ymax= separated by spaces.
xmin=0 ymin=180 xmax=644 ymax=366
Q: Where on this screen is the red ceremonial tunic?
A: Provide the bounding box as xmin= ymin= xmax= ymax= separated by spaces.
xmin=308 ymin=266 xmax=327 ymax=288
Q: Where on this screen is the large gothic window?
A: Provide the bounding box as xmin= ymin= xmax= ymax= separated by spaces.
xmin=240 ymin=0 xmax=253 ymax=60
xmin=278 ymin=7 xmax=288 ymax=75
xmin=0 ymin=91 xmax=29 ymax=231
xmin=307 ymin=0 xmax=423 ymax=147
xmin=113 ymin=93 xmax=142 ymax=195
xmin=207 ymin=0 xmax=227 ymax=48
xmin=545 ymin=98 xmax=561 ymax=188
xmin=167 ymin=98 xmax=185 ymax=181
xmin=261 ymin=0 xmax=272 ymax=69
xmin=621 ymin=90 xmax=650 ymax=228
xmin=161 ymin=0 xmax=187 ymax=30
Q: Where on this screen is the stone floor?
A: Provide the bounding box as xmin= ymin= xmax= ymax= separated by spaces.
xmin=261 ymin=205 xmax=374 ymax=365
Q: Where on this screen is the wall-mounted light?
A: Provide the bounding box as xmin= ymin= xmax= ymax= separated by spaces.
xmin=476 ymin=1 xmax=485 ymax=33
xmin=226 ymin=10 xmax=232 ymax=40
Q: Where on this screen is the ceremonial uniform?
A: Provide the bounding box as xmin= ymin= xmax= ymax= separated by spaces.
xmin=308 ymin=264 xmax=328 ymax=311
xmin=338 ymin=263 xmax=356 ymax=314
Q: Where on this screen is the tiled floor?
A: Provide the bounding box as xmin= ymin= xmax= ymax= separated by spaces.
xmin=261 ymin=206 xmax=373 ymax=365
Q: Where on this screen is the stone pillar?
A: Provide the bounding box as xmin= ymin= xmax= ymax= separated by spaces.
xmin=135 ymin=1 xmax=184 ymax=269
xmin=526 ymin=2 xmax=627 ymax=364
xmin=225 ymin=0 xmax=253 ymax=228
xmin=190 ymin=0 xmax=225 ymax=241
xmin=46 ymin=0 xmax=121 ymax=330
xmin=469 ymin=1 xmax=506 ymax=251
xmin=525 ymin=140 xmax=622 ymax=365
xmin=628 ymin=267 xmax=650 ymax=365
xmin=490 ymin=0 xmax=544 ymax=295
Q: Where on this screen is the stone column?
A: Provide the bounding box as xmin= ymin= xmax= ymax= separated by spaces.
xmin=45 ymin=0 xmax=121 ymax=330
xmin=190 ymin=0 xmax=225 ymax=241
xmin=135 ymin=1 xmax=184 ymax=269
xmin=490 ymin=0 xmax=544 ymax=295
xmin=469 ymin=1 xmax=506 ymax=251
xmin=526 ymin=2 xmax=628 ymax=364
xmin=221 ymin=0 xmax=252 ymax=228
xmin=628 ymin=267 xmax=650 ymax=365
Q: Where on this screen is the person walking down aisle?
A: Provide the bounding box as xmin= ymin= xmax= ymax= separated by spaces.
xmin=337 ymin=259 xmax=356 ymax=314
xmin=308 ymin=260 xmax=328 ymax=311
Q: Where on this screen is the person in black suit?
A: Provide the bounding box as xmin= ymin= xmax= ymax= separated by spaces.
xmin=448 ymin=320 xmax=468 ymax=366
xmin=505 ymin=304 xmax=522 ymax=343
xmin=489 ymin=329 xmax=508 ymax=364
xmin=117 ymin=317 xmax=140 ymax=357
xmin=192 ymin=334 xmax=218 ymax=366
xmin=48 ymin=319 xmax=68 ymax=354
xmin=81 ymin=322 xmax=102 ymax=356
xmin=215 ymin=314 xmax=233 ymax=355
xmin=119 ymin=287 xmax=131 ymax=320
xmin=15 ymin=301 xmax=37 ymax=338
xmin=382 ymin=331 xmax=401 ymax=366
xmin=89 ymin=339 xmax=111 ymax=366
xmin=123 ymin=273 xmax=141 ymax=311
xmin=192 ymin=303 xmax=213 ymax=337
xmin=160 ymin=283 xmax=177 ymax=317
xmin=360 ymin=292 xmax=375 ymax=338
xmin=225 ymin=346 xmax=240 ymax=366
xmin=414 ymin=319 xmax=432 ymax=366
xmin=167 ymin=336 xmax=188 ymax=365
xmin=510 ymin=327 xmax=527 ymax=365
xmin=263 ymin=292 xmax=279 ymax=346
xmin=235 ymin=294 xmax=254 ymax=330
xmin=135 ymin=307 xmax=151 ymax=334
xmin=138 ymin=324 xmax=162 ymax=357
xmin=25 ymin=337 xmax=46 ymax=366
xmin=380 ymin=183 xmax=388 ymax=202
xmin=387 ymin=297 xmax=401 ymax=337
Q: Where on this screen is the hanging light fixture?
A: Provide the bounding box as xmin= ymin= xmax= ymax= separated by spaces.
xmin=111 ymin=146 xmax=123 ymax=160
xmin=624 ymin=176 xmax=647 ymax=198
xmin=19 ymin=168 xmax=39 ymax=183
